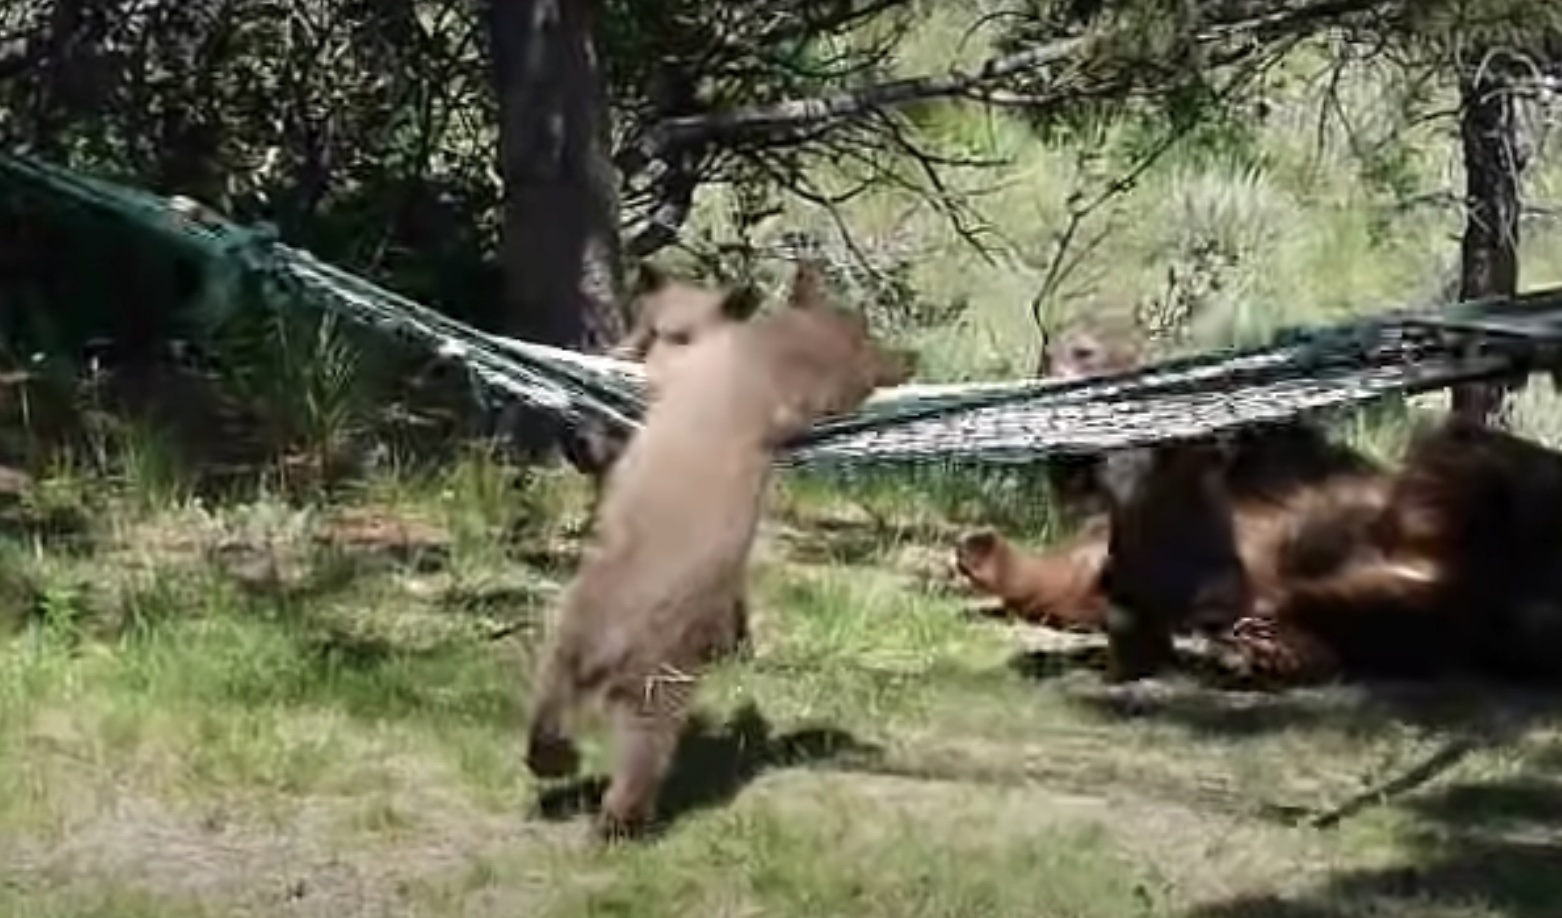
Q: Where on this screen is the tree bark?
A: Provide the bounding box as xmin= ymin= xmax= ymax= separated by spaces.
xmin=486 ymin=0 xmax=624 ymax=453
xmin=1450 ymin=60 xmax=1528 ymax=425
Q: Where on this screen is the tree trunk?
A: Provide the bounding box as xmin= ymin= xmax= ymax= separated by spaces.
xmin=487 ymin=0 xmax=625 ymax=454
xmin=1450 ymin=60 xmax=1528 ymax=426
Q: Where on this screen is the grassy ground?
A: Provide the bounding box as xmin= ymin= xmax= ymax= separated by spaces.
xmin=7 ymin=8 xmax=1562 ymax=916
xmin=0 ymin=440 xmax=1560 ymax=918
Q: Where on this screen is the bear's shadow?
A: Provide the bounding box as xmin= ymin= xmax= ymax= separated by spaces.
xmin=532 ymin=701 xmax=882 ymax=838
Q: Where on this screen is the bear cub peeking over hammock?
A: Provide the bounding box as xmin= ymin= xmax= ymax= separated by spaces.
xmin=524 ymin=261 xmax=915 ymax=841
xmin=558 ymin=263 xmax=764 ymax=488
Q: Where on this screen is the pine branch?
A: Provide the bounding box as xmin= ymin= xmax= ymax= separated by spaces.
xmin=628 ymin=0 xmax=1397 ymax=164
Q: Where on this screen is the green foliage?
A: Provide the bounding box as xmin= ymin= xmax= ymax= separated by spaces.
xmin=3 ymin=0 xmax=1562 ymax=487
xmin=1398 ymin=0 xmax=1562 ymax=55
xmin=5 ymin=6 xmax=1562 ymax=913
xmin=1114 ymin=81 xmax=1268 ymax=173
xmin=193 ymin=302 xmax=385 ymax=481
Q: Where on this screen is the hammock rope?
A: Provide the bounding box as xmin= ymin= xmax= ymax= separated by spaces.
xmin=6 ymin=149 xmax=1562 ymax=465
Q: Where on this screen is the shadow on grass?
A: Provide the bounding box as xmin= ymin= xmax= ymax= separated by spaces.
xmin=995 ymin=626 xmax=1562 ymax=742
xmin=436 ymin=582 xmax=553 ymax=636
xmin=1005 ymin=642 xmax=1244 ymax=690
xmin=1188 ymin=762 xmax=1562 ymax=918
xmin=1189 ymin=841 xmax=1562 ymax=918
xmin=1063 ymin=671 xmax=1562 ymax=740
xmin=1005 ymin=643 xmax=1110 ymax=680
xmin=0 ymin=498 xmax=96 ymax=553
xmin=1411 ymin=776 xmax=1562 ymax=830
xmin=507 ymin=541 xmax=581 ymax=578
xmin=533 ymin=701 xmax=883 ymax=837
xmin=1004 ymin=635 xmax=1562 ymax=840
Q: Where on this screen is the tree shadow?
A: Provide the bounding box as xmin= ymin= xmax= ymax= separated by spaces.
xmin=1015 ymin=641 xmax=1562 ymax=837
xmin=1006 ymin=643 xmax=1113 ymax=680
xmin=1411 ymin=776 xmax=1562 ymax=830
xmin=1065 ymin=671 xmax=1562 ymax=741
xmin=1177 ymin=674 xmax=1562 ymax=916
xmin=1189 ymin=840 xmax=1562 ymax=917
xmin=533 ymin=701 xmax=883 ymax=837
xmin=1188 ymin=767 xmax=1562 ymax=917
xmin=1005 ymin=640 xmax=1243 ymax=691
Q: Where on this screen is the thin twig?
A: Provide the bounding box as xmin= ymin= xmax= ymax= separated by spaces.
xmin=1025 ymin=40 xmax=1291 ymax=341
xmin=1303 ymin=736 xmax=1480 ymax=830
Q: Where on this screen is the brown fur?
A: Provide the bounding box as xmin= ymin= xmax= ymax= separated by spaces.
xmin=962 ymin=325 xmax=1432 ymax=686
xmin=1094 ymin=439 xmax=1255 ymax=681
xmin=1036 ymin=326 xmax=1139 ymax=380
xmin=609 ymin=264 xmax=764 ymax=390
xmin=952 ymin=522 xmax=1111 ymax=630
xmin=558 ymin=264 xmax=764 ymax=482
xmin=1031 ymin=325 xmax=1387 ymax=639
xmin=1219 ymin=417 xmax=1562 ymax=686
xmin=952 ymin=469 xmax=1391 ymax=634
xmin=1217 ymin=421 xmax=1383 ymax=502
xmin=949 ymin=417 xmax=1390 ymax=687
xmin=561 ymin=268 xmax=767 ymax=658
xmin=1033 ymin=323 xmax=1383 ymax=519
xmin=525 ymin=261 xmax=913 ymax=841
xmin=1035 ymin=327 xmax=1142 ymax=514
xmin=1228 ymin=472 xmax=1392 ymax=593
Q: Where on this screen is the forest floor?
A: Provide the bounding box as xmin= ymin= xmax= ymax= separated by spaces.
xmin=0 ymin=460 xmax=1559 ymax=918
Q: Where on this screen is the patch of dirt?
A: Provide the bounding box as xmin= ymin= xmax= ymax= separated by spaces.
xmin=315 ymin=508 xmax=450 ymax=564
xmin=762 ymin=507 xmax=972 ymax=568
xmin=6 ymin=781 xmax=563 ymax=918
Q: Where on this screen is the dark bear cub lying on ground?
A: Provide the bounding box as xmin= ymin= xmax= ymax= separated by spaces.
xmin=953 ymin=407 xmax=1562 ymax=688
xmin=1220 ymin=416 xmax=1562 ymax=685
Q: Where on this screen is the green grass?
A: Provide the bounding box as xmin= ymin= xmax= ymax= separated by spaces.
xmin=7 ymin=9 xmax=1562 ymax=917
xmin=0 ymin=446 xmax=1559 ymax=918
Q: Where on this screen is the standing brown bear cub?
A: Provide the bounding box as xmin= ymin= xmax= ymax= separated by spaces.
xmin=557 ymin=263 xmax=763 ymax=485
xmin=525 ymin=261 xmax=914 ymax=841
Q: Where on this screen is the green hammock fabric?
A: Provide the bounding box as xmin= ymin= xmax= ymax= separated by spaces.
xmin=5 ymin=149 xmax=1562 ymax=465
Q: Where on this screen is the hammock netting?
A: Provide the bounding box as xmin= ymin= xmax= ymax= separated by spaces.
xmin=6 ymin=149 xmax=1562 ymax=466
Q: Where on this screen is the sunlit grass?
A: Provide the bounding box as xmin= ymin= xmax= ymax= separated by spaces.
xmin=6 ymin=10 xmax=1562 ymax=918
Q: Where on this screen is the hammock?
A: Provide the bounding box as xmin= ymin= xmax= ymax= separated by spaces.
xmin=5 ymin=150 xmax=1562 ymax=466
